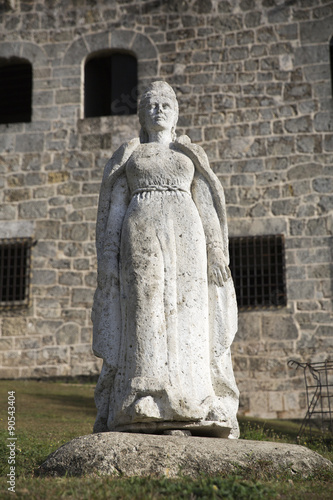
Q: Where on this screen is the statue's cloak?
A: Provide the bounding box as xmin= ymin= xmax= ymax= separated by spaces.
xmin=92 ymin=136 xmax=239 ymax=403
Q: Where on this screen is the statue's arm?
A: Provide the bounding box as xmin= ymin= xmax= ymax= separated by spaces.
xmin=97 ymin=173 xmax=129 ymax=288
xmin=175 ymin=136 xmax=231 ymax=287
xmin=95 ymin=157 xmax=114 ymax=263
xmin=192 ymin=172 xmax=231 ymax=287
xmin=95 ymin=138 xmax=139 ymax=262
xmin=95 ymin=138 xmax=139 ymax=288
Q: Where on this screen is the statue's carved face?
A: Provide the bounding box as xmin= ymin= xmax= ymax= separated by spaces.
xmin=144 ymin=95 xmax=176 ymax=133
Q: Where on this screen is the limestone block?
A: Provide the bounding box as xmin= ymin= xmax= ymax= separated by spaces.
xmin=85 ymin=31 xmax=109 ymax=54
xmin=285 ymin=116 xmax=312 ymax=134
xmin=267 ymin=137 xmax=294 ymax=155
xmin=15 ymin=134 xmax=44 ymax=153
xmin=300 ymin=16 xmax=333 ymax=43
xmin=59 ymin=272 xmax=83 ymax=286
xmin=26 ymin=173 xmax=47 ymax=186
xmin=229 ymin=217 xmax=287 ymax=237
xmin=18 ymin=367 xmax=46 ymax=378
xmin=37 ymin=346 xmax=69 ymax=365
xmin=0 ymin=204 xmax=16 ymax=220
xmin=81 ymin=134 xmax=112 ymax=151
xmin=73 ymin=196 xmax=98 ymax=209
xmin=314 ymin=112 xmax=333 ymax=132
xmin=268 ymin=392 xmax=284 ymax=413
xmin=271 ymin=198 xmax=298 ymax=216
xmin=2 ymin=318 xmax=28 ymax=337
xmin=0 ymin=338 xmax=14 ymax=350
xmin=7 ymin=174 xmax=24 ymax=187
xmin=262 ymin=315 xmax=299 ymax=340
xmin=313 ymin=177 xmax=333 ymax=193
xmin=72 ymin=288 xmax=94 ymax=306
xmin=14 ymin=337 xmax=41 ymax=350
xmin=0 ymin=368 xmax=20 ymax=379
xmin=81 ymin=328 xmax=92 ymax=344
xmin=283 ymin=391 xmax=299 ymax=412
xmin=73 ymin=259 xmax=90 ymax=270
xmin=62 ymin=223 xmax=89 ymax=241
xmin=5 ymin=188 xmax=31 ymax=202
xmin=3 ymin=349 xmax=36 ymax=367
xmin=316 ymin=325 xmax=333 ymax=337
xmin=70 ymin=345 xmax=96 ymax=364
xmin=306 ymin=218 xmax=328 ymax=236
xmin=55 ymin=89 xmax=80 ymax=105
xmin=34 ymin=242 xmax=57 ymax=259
xmin=55 ymin=323 xmax=80 ymax=345
xmin=32 ymin=270 xmax=57 ymax=286
xmin=61 ymin=309 xmax=86 ymax=324
xmin=57 ymin=182 xmax=80 ymax=196
xmin=48 ymin=171 xmax=70 ymax=184
xmin=33 ymin=185 xmax=56 ymax=199
xmin=18 ymin=200 xmax=47 ymax=219
xmin=132 ymin=33 xmax=157 ymax=59
xmin=283 ymin=83 xmax=312 ymax=101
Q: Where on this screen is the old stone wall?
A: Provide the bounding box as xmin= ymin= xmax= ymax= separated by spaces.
xmin=0 ymin=0 xmax=332 ymax=419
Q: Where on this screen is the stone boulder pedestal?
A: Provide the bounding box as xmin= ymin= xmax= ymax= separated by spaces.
xmin=36 ymin=432 xmax=332 ymax=478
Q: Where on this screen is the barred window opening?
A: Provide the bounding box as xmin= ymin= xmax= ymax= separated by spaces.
xmin=0 ymin=58 xmax=32 ymax=124
xmin=229 ymin=234 xmax=287 ymax=310
xmin=0 ymin=238 xmax=34 ymax=308
xmin=84 ymin=52 xmax=137 ymax=118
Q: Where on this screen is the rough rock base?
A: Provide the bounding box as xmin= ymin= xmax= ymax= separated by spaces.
xmin=36 ymin=432 xmax=332 ymax=478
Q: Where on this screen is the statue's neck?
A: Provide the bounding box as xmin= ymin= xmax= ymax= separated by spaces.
xmin=148 ymin=130 xmax=172 ymax=145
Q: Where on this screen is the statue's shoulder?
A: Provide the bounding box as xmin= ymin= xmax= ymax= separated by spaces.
xmin=174 ymin=135 xmax=209 ymax=165
xmin=103 ymin=138 xmax=140 ymax=180
xmin=110 ymin=138 xmax=140 ymax=166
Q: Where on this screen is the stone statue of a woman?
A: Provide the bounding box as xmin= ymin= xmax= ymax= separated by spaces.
xmin=92 ymin=81 xmax=239 ymax=438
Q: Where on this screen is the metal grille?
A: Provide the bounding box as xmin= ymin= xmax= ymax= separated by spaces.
xmin=288 ymin=360 xmax=333 ymax=439
xmin=0 ymin=238 xmax=33 ymax=308
xmin=229 ymin=234 xmax=287 ymax=310
xmin=0 ymin=59 xmax=32 ymax=124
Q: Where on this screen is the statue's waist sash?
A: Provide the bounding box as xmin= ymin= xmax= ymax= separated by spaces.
xmin=132 ymin=184 xmax=191 ymax=197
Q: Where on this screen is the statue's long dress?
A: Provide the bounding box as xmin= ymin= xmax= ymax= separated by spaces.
xmin=93 ymin=140 xmax=239 ymax=437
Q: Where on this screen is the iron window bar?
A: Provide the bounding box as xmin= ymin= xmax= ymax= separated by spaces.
xmin=288 ymin=359 xmax=333 ymax=440
xmin=229 ymin=234 xmax=287 ymax=310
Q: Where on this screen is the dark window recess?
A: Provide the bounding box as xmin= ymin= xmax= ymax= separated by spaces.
xmin=0 ymin=238 xmax=34 ymax=308
xmin=0 ymin=59 xmax=32 ymax=124
xmin=84 ymin=52 xmax=137 ymax=118
xmin=229 ymin=234 xmax=287 ymax=310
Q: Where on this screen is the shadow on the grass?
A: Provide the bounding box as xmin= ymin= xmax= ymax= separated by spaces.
xmin=26 ymin=391 xmax=96 ymax=414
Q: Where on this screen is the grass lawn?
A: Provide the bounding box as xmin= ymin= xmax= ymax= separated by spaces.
xmin=0 ymin=380 xmax=332 ymax=499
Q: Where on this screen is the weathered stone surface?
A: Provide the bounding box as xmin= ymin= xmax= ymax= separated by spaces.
xmin=37 ymin=432 xmax=333 ymax=478
xmin=0 ymin=220 xmax=35 ymax=238
xmin=92 ymin=82 xmax=239 ymax=438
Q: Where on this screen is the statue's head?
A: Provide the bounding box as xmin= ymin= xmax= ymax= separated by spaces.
xmin=139 ymin=81 xmax=179 ymax=143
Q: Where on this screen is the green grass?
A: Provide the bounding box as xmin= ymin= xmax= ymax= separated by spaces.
xmin=0 ymin=380 xmax=332 ymax=499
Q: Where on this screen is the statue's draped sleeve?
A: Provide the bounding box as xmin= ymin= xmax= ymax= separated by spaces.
xmin=92 ymin=138 xmax=139 ymax=364
xmin=174 ymin=138 xmax=239 ymax=401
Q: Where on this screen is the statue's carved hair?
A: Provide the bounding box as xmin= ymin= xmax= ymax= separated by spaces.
xmin=139 ymin=81 xmax=179 ymax=143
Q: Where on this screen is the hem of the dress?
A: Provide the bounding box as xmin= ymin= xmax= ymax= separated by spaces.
xmin=112 ymin=420 xmax=231 ymax=438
